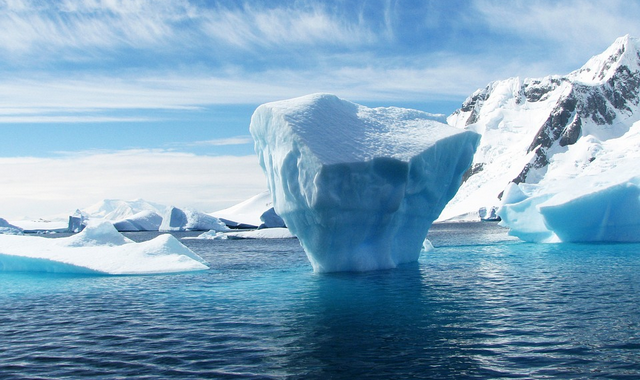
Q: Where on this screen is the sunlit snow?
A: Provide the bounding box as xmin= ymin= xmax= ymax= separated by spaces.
xmin=0 ymin=220 xmax=209 ymax=274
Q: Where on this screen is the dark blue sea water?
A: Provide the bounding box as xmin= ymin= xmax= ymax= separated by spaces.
xmin=1 ymin=223 xmax=640 ymax=379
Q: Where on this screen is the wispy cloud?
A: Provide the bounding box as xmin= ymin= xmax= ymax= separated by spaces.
xmin=0 ymin=149 xmax=267 ymax=219
xmin=186 ymin=136 xmax=254 ymax=147
xmin=473 ymin=0 xmax=640 ymax=66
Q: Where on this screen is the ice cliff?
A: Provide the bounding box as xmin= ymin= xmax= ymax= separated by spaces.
xmin=250 ymin=94 xmax=479 ymax=272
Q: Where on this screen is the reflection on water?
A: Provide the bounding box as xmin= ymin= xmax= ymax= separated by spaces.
xmin=1 ymin=223 xmax=640 ymax=379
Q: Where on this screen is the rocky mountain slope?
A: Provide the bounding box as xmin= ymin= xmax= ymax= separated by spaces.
xmin=439 ymin=35 xmax=640 ymax=221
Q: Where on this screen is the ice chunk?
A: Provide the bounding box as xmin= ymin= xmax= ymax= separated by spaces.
xmin=0 ymin=220 xmax=209 ymax=274
xmin=159 ymin=206 xmax=230 ymax=232
xmin=196 ymin=227 xmax=296 ymax=240
xmin=259 ymin=207 xmax=286 ymax=229
xmin=113 ymin=210 xmax=163 ymax=232
xmin=0 ymin=218 xmax=23 ymax=235
xmin=498 ymin=176 xmax=640 ymax=243
xmin=250 ymin=94 xmax=480 ymax=272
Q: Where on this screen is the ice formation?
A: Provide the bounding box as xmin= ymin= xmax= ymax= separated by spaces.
xmin=250 ymin=94 xmax=479 ymax=272
xmin=259 ymin=207 xmax=286 ymax=229
xmin=113 ymin=210 xmax=163 ymax=232
xmin=0 ymin=220 xmax=209 ymax=274
xmin=159 ymin=206 xmax=229 ymax=232
xmin=440 ymin=35 xmax=640 ymax=221
xmin=196 ymin=227 xmax=295 ymax=240
xmin=212 ymin=191 xmax=275 ymax=228
xmin=0 ymin=218 xmax=23 ymax=235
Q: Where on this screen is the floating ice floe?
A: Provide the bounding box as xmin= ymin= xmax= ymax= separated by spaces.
xmin=0 ymin=220 xmax=209 ymax=274
xmin=250 ymin=93 xmax=479 ymax=272
xmin=196 ymin=228 xmax=296 ymax=240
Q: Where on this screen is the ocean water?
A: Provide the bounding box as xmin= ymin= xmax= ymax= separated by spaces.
xmin=1 ymin=223 xmax=640 ymax=379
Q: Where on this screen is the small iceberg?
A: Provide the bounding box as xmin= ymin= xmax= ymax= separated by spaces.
xmin=0 ymin=221 xmax=209 ymax=274
xmin=196 ymin=227 xmax=296 ymax=240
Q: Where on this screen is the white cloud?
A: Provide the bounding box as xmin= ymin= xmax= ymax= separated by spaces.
xmin=186 ymin=136 xmax=254 ymax=147
xmin=0 ymin=149 xmax=267 ymax=219
xmin=474 ymin=0 xmax=640 ymax=64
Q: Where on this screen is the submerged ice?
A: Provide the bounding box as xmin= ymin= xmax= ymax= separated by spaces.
xmin=250 ymin=94 xmax=479 ymax=272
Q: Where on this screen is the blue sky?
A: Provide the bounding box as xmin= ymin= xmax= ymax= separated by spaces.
xmin=2 ymin=0 xmax=640 ymax=219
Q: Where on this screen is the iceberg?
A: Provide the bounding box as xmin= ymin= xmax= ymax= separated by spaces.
xmin=196 ymin=227 xmax=296 ymax=240
xmin=250 ymin=94 xmax=480 ymax=272
xmin=113 ymin=210 xmax=163 ymax=232
xmin=212 ymin=191 xmax=275 ymax=228
xmin=259 ymin=207 xmax=286 ymax=229
xmin=0 ymin=218 xmax=23 ymax=235
xmin=159 ymin=206 xmax=230 ymax=232
xmin=0 ymin=220 xmax=209 ymax=274
xmin=499 ymin=176 xmax=640 ymax=243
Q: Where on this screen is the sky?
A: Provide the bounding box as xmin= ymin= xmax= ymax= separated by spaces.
xmin=2 ymin=0 xmax=640 ymax=219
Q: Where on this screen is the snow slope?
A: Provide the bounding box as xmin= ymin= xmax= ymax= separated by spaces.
xmin=212 ymin=191 xmax=274 ymax=228
xmin=251 ymin=93 xmax=479 ymax=272
xmin=0 ymin=221 xmax=209 ymax=274
xmin=441 ymin=35 xmax=640 ymax=222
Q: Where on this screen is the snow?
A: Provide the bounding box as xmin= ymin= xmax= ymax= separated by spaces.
xmin=0 ymin=218 xmax=23 ymax=235
xmin=0 ymin=220 xmax=209 ymax=274
xmin=212 ymin=191 xmax=274 ymax=228
xmin=196 ymin=227 xmax=295 ymax=240
xmin=250 ymin=93 xmax=479 ymax=272
xmin=159 ymin=206 xmax=230 ymax=232
xmin=498 ymin=119 xmax=640 ymax=242
xmin=81 ymin=199 xmax=166 ymax=221
xmin=441 ymin=35 xmax=640 ymax=222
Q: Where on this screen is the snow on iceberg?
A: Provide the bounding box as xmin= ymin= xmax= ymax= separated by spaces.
xmin=196 ymin=227 xmax=296 ymax=240
xmin=212 ymin=191 xmax=274 ymax=228
xmin=0 ymin=220 xmax=209 ymax=274
xmin=159 ymin=206 xmax=230 ymax=232
xmin=250 ymin=94 xmax=480 ymax=272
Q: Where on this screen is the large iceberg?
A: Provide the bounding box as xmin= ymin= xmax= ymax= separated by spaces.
xmin=0 ymin=220 xmax=209 ymax=274
xmin=250 ymin=94 xmax=479 ymax=272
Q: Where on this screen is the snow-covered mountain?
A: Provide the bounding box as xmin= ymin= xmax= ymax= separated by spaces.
xmin=440 ymin=35 xmax=640 ymax=221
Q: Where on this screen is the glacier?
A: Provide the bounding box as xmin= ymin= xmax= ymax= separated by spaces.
xmin=0 ymin=220 xmax=209 ymax=274
xmin=250 ymin=93 xmax=479 ymax=272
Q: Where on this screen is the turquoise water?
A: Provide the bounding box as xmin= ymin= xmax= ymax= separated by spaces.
xmin=1 ymin=223 xmax=640 ymax=379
